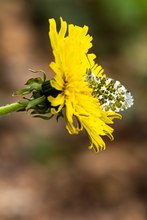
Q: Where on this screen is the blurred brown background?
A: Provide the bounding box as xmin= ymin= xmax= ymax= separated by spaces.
xmin=0 ymin=0 xmax=147 ymax=219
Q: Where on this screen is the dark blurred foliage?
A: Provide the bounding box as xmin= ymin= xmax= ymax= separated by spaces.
xmin=28 ymin=0 xmax=147 ymax=55
xmin=0 ymin=0 xmax=147 ymax=219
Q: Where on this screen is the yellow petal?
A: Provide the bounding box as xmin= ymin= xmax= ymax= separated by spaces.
xmin=48 ymin=93 xmax=64 ymax=107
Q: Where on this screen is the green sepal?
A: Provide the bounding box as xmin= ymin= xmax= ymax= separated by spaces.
xmin=32 ymin=114 xmax=54 ymax=120
xmin=26 ymin=96 xmax=46 ymax=110
xmin=11 ymin=70 xmax=63 ymax=120
xmin=56 ymin=111 xmax=64 ymax=121
xmin=14 ymin=99 xmax=29 ymax=112
xmin=13 ymin=88 xmax=33 ymax=96
xmin=29 ymin=69 xmax=46 ymax=82
xmin=30 ymin=105 xmax=50 ymax=114
xmin=29 ymin=82 xmax=42 ymax=91
xmin=25 ymin=77 xmax=43 ymax=86
xmin=18 ymin=99 xmax=29 ymax=106
xmin=13 ymin=83 xmax=42 ymax=97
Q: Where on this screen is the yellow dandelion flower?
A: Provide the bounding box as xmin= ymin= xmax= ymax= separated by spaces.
xmin=48 ymin=17 xmax=122 ymax=152
xmin=0 ymin=17 xmax=133 ymax=153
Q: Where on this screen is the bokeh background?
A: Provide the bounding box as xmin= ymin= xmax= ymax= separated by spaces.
xmin=0 ymin=0 xmax=147 ymax=219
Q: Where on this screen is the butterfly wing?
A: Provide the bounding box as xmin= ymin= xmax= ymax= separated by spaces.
xmin=86 ymin=70 xmax=134 ymax=112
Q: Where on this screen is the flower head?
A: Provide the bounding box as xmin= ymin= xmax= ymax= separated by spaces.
xmin=47 ymin=17 xmax=132 ymax=152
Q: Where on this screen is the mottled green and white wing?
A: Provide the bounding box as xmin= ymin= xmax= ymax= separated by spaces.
xmin=87 ymin=70 xmax=134 ymax=112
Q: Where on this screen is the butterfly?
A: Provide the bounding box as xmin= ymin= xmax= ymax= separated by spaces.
xmin=86 ymin=69 xmax=134 ymax=112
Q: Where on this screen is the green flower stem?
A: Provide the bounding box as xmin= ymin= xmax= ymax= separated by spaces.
xmin=0 ymin=95 xmax=46 ymax=117
xmin=0 ymin=102 xmax=26 ymax=116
